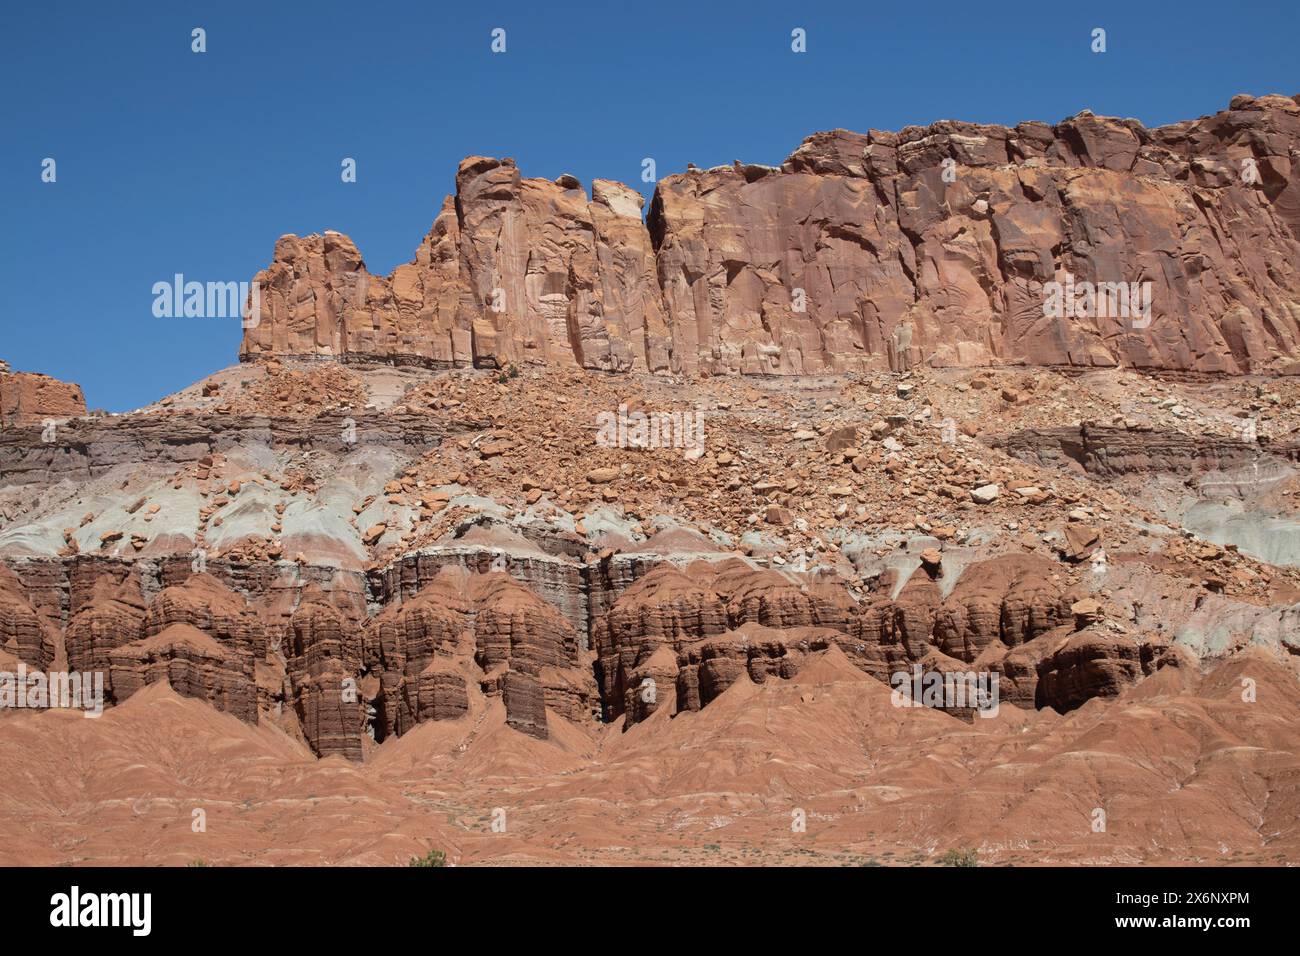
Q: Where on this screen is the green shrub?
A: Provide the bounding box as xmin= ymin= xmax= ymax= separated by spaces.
xmin=938 ymin=847 xmax=979 ymax=867
xmin=408 ymin=849 xmax=447 ymax=868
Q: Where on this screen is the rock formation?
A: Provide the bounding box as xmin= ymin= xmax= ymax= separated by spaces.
xmin=0 ymin=564 xmax=58 ymax=670
xmin=593 ymin=553 xmax=1090 ymax=722
xmin=6 ymin=85 xmax=1300 ymax=871
xmin=285 ymin=585 xmax=366 ymax=759
xmin=0 ymin=365 xmax=86 ymax=428
xmin=593 ymin=560 xmax=862 ymax=721
xmin=367 ymin=566 xmax=596 ymax=747
xmin=5 ymin=91 xmax=1300 ymax=772
xmin=64 ymin=575 xmax=147 ymax=697
xmin=109 ymin=623 xmax=257 ymax=722
xmin=242 ymin=94 xmax=1300 ymax=376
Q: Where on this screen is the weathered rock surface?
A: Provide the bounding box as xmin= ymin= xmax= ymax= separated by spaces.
xmin=243 ymin=94 xmax=1300 ymax=376
xmin=502 ymin=670 xmax=548 ymax=739
xmin=285 ymin=585 xmax=365 ymax=760
xmin=593 ymin=560 xmax=858 ymax=722
xmin=77 ymin=573 xmax=265 ymax=720
xmin=0 ymin=367 xmax=86 ymax=427
xmin=1035 ymin=629 xmax=1153 ymax=712
xmin=109 ymin=623 xmax=257 ymax=722
xmin=242 ymin=162 xmax=673 ymax=374
xmin=675 ymin=623 xmax=842 ymax=712
xmin=593 ymin=553 xmax=1101 ymax=722
xmin=64 ymin=575 xmax=147 ymax=697
xmin=367 ymin=565 xmax=596 ymax=739
xmin=145 ymin=573 xmax=265 ymax=660
xmin=845 ymin=554 xmax=1075 ymax=683
xmin=1001 ymin=423 xmax=1297 ymax=477
xmin=0 ymin=564 xmax=58 ymax=670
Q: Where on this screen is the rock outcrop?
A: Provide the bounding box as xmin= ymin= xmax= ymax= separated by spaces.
xmin=1034 ymin=629 xmax=1150 ymax=712
xmin=242 ymin=94 xmax=1300 ymax=376
xmin=0 ymin=366 xmax=86 ymax=428
xmin=367 ymin=566 xmax=597 ymax=746
xmin=592 ymin=560 xmax=860 ymax=721
xmin=64 ymin=575 xmax=147 ymax=697
xmin=0 ymin=565 xmax=58 ymax=670
xmin=674 ymin=624 xmax=842 ymax=712
xmin=88 ymin=574 xmax=263 ymax=721
xmin=594 ymin=553 xmax=1089 ymax=723
xmin=1000 ymin=424 xmax=1294 ymax=477
xmin=285 ymin=586 xmax=366 ymax=760
xmin=109 ymin=623 xmax=257 ymax=722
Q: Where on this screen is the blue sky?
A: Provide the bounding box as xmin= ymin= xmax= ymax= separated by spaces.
xmin=2 ymin=0 xmax=1296 ymax=411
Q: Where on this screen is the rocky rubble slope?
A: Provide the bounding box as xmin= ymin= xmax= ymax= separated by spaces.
xmin=241 ymin=94 xmax=1300 ymax=376
xmin=2 ymin=353 xmax=1298 ymax=765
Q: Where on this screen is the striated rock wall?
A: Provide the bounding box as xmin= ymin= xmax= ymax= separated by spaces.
xmin=593 ymin=553 xmax=1091 ymax=723
xmin=999 ymin=423 xmax=1293 ymax=477
xmin=0 ymin=544 xmax=1234 ymax=755
xmin=109 ymin=623 xmax=257 ymax=722
xmin=0 ymin=564 xmax=59 ymax=670
xmin=366 ymin=565 xmax=596 ymax=744
xmin=0 ymin=408 xmax=447 ymax=488
xmin=593 ymin=560 xmax=840 ymax=720
xmin=242 ymin=94 xmax=1300 ymax=376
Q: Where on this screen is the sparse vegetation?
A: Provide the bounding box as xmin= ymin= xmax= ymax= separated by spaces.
xmin=939 ymin=847 xmax=979 ymax=867
xmin=408 ymin=849 xmax=447 ymax=867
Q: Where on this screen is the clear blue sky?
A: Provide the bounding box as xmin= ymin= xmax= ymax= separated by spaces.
xmin=3 ymin=0 xmax=1296 ymax=411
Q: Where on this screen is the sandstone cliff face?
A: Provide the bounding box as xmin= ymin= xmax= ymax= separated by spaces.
xmin=0 ymin=367 xmax=86 ymax=427
xmin=0 ymin=543 xmax=1250 ymax=755
xmin=593 ymin=559 xmax=862 ymax=722
xmin=674 ymin=624 xmax=843 ymax=713
xmin=99 ymin=574 xmax=261 ymax=722
xmin=242 ymin=94 xmax=1300 ymax=376
xmin=243 ymin=163 xmax=672 ymax=374
xmin=368 ymin=568 xmax=474 ymax=738
xmin=1034 ymin=630 xmax=1151 ymax=712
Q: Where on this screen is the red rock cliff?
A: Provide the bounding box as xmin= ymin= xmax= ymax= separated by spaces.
xmin=0 ymin=362 xmax=86 ymax=427
xmin=240 ymin=93 xmax=1300 ymax=375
